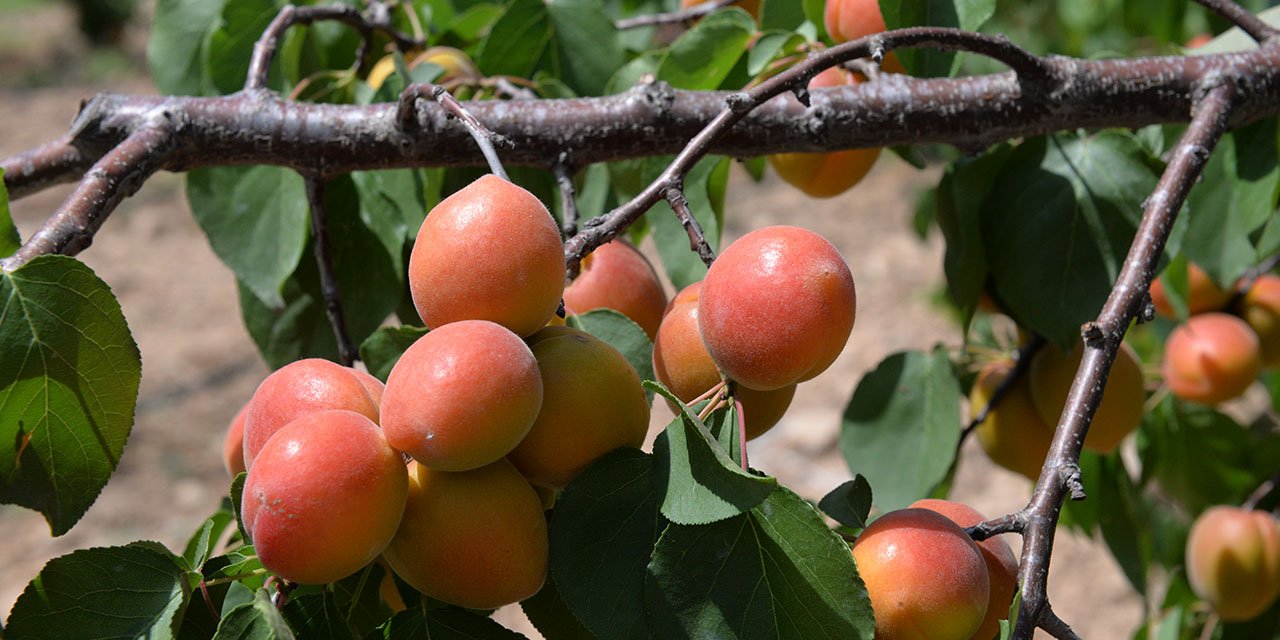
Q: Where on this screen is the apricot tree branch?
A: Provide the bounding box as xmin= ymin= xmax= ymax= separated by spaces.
xmin=614 ymin=0 xmax=736 ymax=30
xmin=664 ymin=184 xmax=716 ymax=267
xmin=554 ymin=158 xmax=578 ymax=239
xmin=397 ymin=83 xmax=510 ymax=180
xmin=0 ymin=136 xmax=92 ymax=199
xmin=304 ymin=176 xmax=358 ymax=366
xmin=1192 ymin=0 xmax=1280 ymax=43
xmin=1012 ymin=81 xmax=1238 ymax=640
xmin=1242 ymin=470 xmax=1280 ymax=510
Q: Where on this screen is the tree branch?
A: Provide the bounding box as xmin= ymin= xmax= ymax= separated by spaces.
xmin=0 ymin=136 xmax=93 ymax=199
xmin=1012 ymin=81 xmax=1238 ymax=640
xmin=397 ymin=83 xmax=510 ymax=180
xmin=663 ymin=184 xmax=716 ymax=267
xmin=615 ymin=0 xmax=736 ymax=30
xmin=554 ymin=158 xmax=578 ymax=239
xmin=303 ymin=176 xmax=358 ymax=366
xmin=1192 ymin=0 xmax=1280 ymax=44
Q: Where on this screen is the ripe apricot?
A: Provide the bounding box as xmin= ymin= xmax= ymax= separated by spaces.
xmin=409 ymin=175 xmax=565 ymax=337
xmin=351 ymin=368 xmax=385 ymax=406
xmin=241 ymin=410 xmax=408 ymax=585
xmin=911 ymin=499 xmax=1019 ymax=640
xmin=653 ymin=282 xmax=795 ymax=440
xmin=1149 ymin=263 xmax=1232 ymax=318
xmin=381 ymin=320 xmax=542 ymax=472
xmin=1241 ymin=275 xmax=1280 ymax=367
xmin=970 ymin=360 xmax=1054 ymax=481
xmin=1163 ymin=313 xmax=1262 ymax=405
xmin=1028 ymin=341 xmax=1145 ymax=454
xmin=698 ymin=226 xmax=856 ymax=391
xmin=680 ymin=0 xmax=760 ymax=18
xmin=1186 ymin=506 xmax=1280 ymax=621
xmin=223 ymin=404 xmax=247 ymax=478
xmin=382 ymin=459 xmax=548 ymax=609
xmin=852 ymin=508 xmax=990 ymax=640
xmin=242 ymin=358 xmax=379 ymax=470
xmin=823 ymin=0 xmax=906 ymax=72
xmin=564 ymin=239 xmax=668 ymax=339
xmin=507 ymin=326 xmax=649 ymax=488
xmin=768 ymin=68 xmax=881 ymax=199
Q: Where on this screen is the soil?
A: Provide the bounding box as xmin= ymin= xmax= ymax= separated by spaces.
xmin=0 ymin=5 xmax=1142 ymax=638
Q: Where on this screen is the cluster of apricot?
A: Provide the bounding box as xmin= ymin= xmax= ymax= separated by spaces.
xmin=1151 ymin=263 xmax=1280 ymax=405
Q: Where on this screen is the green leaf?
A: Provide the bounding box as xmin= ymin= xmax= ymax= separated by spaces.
xmin=359 ymin=326 xmax=430 ymax=382
xmin=520 ymin=576 xmax=594 ymax=640
xmin=818 ymin=476 xmax=873 ymax=530
xmin=148 ymin=0 xmax=230 ymax=95
xmin=184 ymin=505 xmax=236 ymax=569
xmin=206 ymin=0 xmax=288 ymax=95
xmin=282 ymin=591 xmax=356 ymax=640
xmin=6 ymin=542 xmax=196 ymax=639
xmin=187 ymin=166 xmax=309 ymax=309
xmin=983 ymin=133 xmax=1159 ymax=349
xmin=761 ymin=0 xmax=806 ymax=30
xmin=351 ymin=169 xmax=429 ymax=263
xmin=230 ymin=471 xmax=250 ymax=543
xmin=475 ymin=0 xmax=551 ymax=80
xmin=549 ymin=448 xmax=660 ymax=639
xmin=546 ymin=0 xmax=625 ymax=96
xmin=366 ymin=606 xmax=528 ymax=639
xmin=204 ymin=546 xmax=266 ymax=590
xmin=880 ymin=0 xmax=996 ymax=77
xmin=648 ymin=156 xmax=729 ymax=290
xmin=646 ymin=487 xmax=875 ymax=639
xmin=839 ymin=347 xmax=962 ymax=512
xmin=215 ymin=589 xmax=296 ymax=639
xmin=0 ymin=168 xmax=20 ymax=258
xmin=934 ymin=146 xmax=1011 ymax=315
xmin=0 ymin=256 xmax=141 ymax=535
xmin=656 ymin=8 xmax=755 ymax=90
xmin=1095 ymin=455 xmax=1150 ymax=595
xmin=648 ymin=381 xmax=776 ymax=525
xmin=748 ymin=31 xmax=804 ymax=76
xmin=565 ymin=309 xmax=654 ymax=396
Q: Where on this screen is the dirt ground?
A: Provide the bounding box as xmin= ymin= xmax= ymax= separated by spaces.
xmin=0 ymin=5 xmax=1143 ymax=638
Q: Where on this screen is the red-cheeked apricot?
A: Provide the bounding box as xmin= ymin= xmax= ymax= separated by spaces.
xmin=1186 ymin=506 xmax=1280 ymax=621
xmin=1163 ymin=312 xmax=1262 ymax=405
xmin=564 ymin=239 xmax=668 ymax=339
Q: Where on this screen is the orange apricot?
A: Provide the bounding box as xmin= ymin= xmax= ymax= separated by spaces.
xmin=680 ymin=0 xmax=760 ymax=18
xmin=653 ymin=282 xmax=796 ymax=440
xmin=768 ymin=68 xmax=881 ymax=198
xmin=911 ymin=499 xmax=1019 ymax=640
xmin=367 ymin=46 xmax=479 ymax=91
xmin=852 ymin=508 xmax=990 ymax=640
xmin=351 ymin=368 xmax=385 ymax=406
xmin=823 ymin=0 xmax=906 ymax=72
xmin=1186 ymin=506 xmax=1280 ymax=622
xmin=381 ymin=320 xmax=542 ymax=472
xmin=507 ymin=326 xmax=649 ymax=488
xmin=1149 ymin=263 xmax=1232 ymax=318
xmin=1027 ymin=341 xmax=1146 ymax=454
xmin=564 ymin=239 xmax=668 ymax=339
xmin=969 ymin=360 xmax=1054 ymax=481
xmin=1241 ymin=275 xmax=1280 ymax=367
xmin=223 ymin=404 xmax=248 ymax=478
xmin=382 ymin=459 xmax=548 ymax=609
xmin=1163 ymin=313 xmax=1262 ymax=405
xmin=409 ymin=175 xmax=565 ymax=337
xmin=241 ymin=410 xmax=408 ymax=585
xmin=241 ymin=358 xmax=379 ymax=470
xmin=698 ymin=226 xmax=856 ymax=391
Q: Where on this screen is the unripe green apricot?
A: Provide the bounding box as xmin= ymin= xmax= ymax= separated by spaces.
xmin=1186 ymin=506 xmax=1280 ymax=621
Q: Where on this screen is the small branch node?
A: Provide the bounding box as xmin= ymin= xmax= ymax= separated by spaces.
xmin=725 ymin=93 xmax=753 ymax=114
xmin=664 ymin=184 xmax=716 ymax=267
xmin=1080 ymin=322 xmax=1105 ymax=347
xmin=1059 ymin=463 xmax=1087 ymax=501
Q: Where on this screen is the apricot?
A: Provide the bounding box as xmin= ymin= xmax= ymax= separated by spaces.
xmin=680 ymin=0 xmax=760 ymax=19
xmin=1186 ymin=506 xmax=1280 ymax=622
xmin=351 ymin=368 xmax=384 ymax=406
xmin=1028 ymin=341 xmax=1146 ymax=454
xmin=1149 ymin=263 xmax=1232 ymax=318
xmin=768 ymin=68 xmax=881 ymax=198
xmin=969 ymin=360 xmax=1054 ymax=481
xmin=1241 ymin=275 xmax=1280 ymax=367
xmin=223 ymin=404 xmax=248 ymax=478
xmin=381 ymin=320 xmax=542 ymax=472
xmin=852 ymin=508 xmax=990 ymax=640
xmin=367 ymin=46 xmax=479 ymax=91
xmin=382 ymin=459 xmax=548 ymax=609
xmin=507 ymin=326 xmax=649 ymax=488
xmin=823 ymin=0 xmax=906 ymax=73
xmin=1163 ymin=313 xmax=1262 ymax=405
xmin=409 ymin=175 xmax=565 ymax=337
xmin=911 ymin=499 xmax=1019 ymax=640
xmin=241 ymin=358 xmax=379 ymax=470
xmin=241 ymin=410 xmax=408 ymax=585
xmin=698 ymin=226 xmax=856 ymax=391
xmin=653 ymin=282 xmax=796 ymax=440
xmin=564 ymin=240 xmax=668 ymax=339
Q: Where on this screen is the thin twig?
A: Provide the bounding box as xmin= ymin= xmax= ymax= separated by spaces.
xmin=304 ymin=176 xmax=358 ymax=366
xmin=554 ymin=158 xmax=578 ymax=239
xmin=1039 ymin=606 xmax=1083 ymax=640
xmin=966 ymin=511 xmax=1028 ymax=541
xmin=615 ymin=0 xmax=735 ymax=30
xmin=1191 ymin=0 xmax=1280 ymax=44
xmin=0 ymin=136 xmax=91 ymax=200
xmin=960 ymin=335 xmax=1046 ymax=444
xmin=664 ymin=184 xmax=716 ymax=267
xmin=397 ymin=83 xmax=510 ymax=180
xmin=1243 ymin=469 xmax=1280 ymax=510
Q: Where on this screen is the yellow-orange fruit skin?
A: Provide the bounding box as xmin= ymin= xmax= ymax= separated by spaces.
xmin=383 ymin=460 xmax=548 ymax=609
xmin=852 ymin=508 xmax=990 ymax=640
xmin=351 ymin=369 xmax=385 ymax=407
xmin=1149 ymin=263 xmax=1232 ymax=318
xmin=409 ymin=175 xmax=565 ymax=337
xmin=911 ymin=499 xmax=1019 ymax=640
xmin=1029 ymin=341 xmax=1146 ymax=454
xmin=241 ymin=410 xmax=408 ymax=585
xmin=823 ymin=0 xmax=906 ymax=72
xmin=1163 ymin=313 xmax=1262 ymax=405
xmin=564 ymin=240 xmax=668 ymax=339
xmin=242 ymin=358 xmax=379 ymax=470
xmin=223 ymin=404 xmax=248 ymax=478
xmin=1242 ymin=275 xmax=1280 ymax=367
xmin=970 ymin=361 xmax=1053 ymax=482
xmin=680 ymin=0 xmax=760 ymax=18
xmin=381 ymin=320 xmax=543 ymax=472
xmin=768 ymin=69 xmax=881 ymax=199
xmin=378 ymin=560 xmax=408 ymax=612
xmin=653 ymin=282 xmax=796 ymax=440
xmin=508 ymin=326 xmax=649 ymax=488
xmin=698 ymin=226 xmax=856 ymax=391
xmin=1186 ymin=506 xmax=1280 ymax=622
